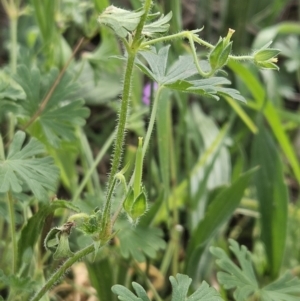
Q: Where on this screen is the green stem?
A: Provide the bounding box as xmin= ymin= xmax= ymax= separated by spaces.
xmin=142 ymin=30 xmax=255 ymax=65
xmin=133 ymin=137 xmax=143 ymax=199
xmin=187 ymin=33 xmax=213 ymax=77
xmin=106 ymin=0 xmax=153 ymax=198
xmin=142 ymin=86 xmax=162 ymax=159
xmin=7 ymin=191 xmax=17 ymax=274
xmin=73 ymin=132 xmax=114 ymax=202
xmin=127 ymin=86 xmax=162 ymax=190
xmin=106 ymin=51 xmax=136 ymax=197
xmin=31 ymin=244 xmax=95 ymax=301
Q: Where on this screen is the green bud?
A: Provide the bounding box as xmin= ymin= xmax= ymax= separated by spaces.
xmin=53 ymin=232 xmax=74 ymax=260
xmin=254 ymin=61 xmax=279 ymax=71
xmin=209 ymin=33 xmax=233 ymax=71
xmin=254 ymin=49 xmax=280 ymax=62
xmin=223 ymin=28 xmax=235 ymax=46
xmin=218 ymin=41 xmax=232 ymax=68
xmin=209 ymin=38 xmax=223 ymax=70
xmin=134 ymin=137 xmax=144 ymax=199
xmin=253 ymin=41 xmax=280 ymax=70
xmin=44 ymin=222 xmax=75 ymax=259
xmin=130 ymin=190 xmax=148 ymax=221
xmin=123 ymin=186 xmax=135 ymax=214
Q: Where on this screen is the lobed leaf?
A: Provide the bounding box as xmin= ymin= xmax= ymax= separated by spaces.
xmin=116 ymin=220 xmax=166 ymax=262
xmin=13 ymin=65 xmax=90 ymax=148
xmin=112 ymin=273 xmax=223 ymax=301
xmin=211 ymin=239 xmax=300 ymax=301
xmin=0 ymin=131 xmax=59 ymax=200
xmin=136 ymin=46 xmax=198 ymax=84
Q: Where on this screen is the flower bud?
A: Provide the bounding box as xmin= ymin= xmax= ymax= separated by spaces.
xmin=253 ymin=41 xmax=280 ymax=70
xmin=130 ymin=190 xmax=148 ymax=221
xmin=209 ymin=29 xmax=234 ymax=71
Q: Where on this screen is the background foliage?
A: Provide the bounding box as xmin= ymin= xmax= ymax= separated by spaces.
xmin=0 ymin=0 xmax=300 ymax=300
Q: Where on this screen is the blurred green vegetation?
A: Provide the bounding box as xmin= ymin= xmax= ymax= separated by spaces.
xmin=0 ymin=0 xmax=300 ymax=300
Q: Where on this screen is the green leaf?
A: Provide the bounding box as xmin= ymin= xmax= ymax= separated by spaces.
xmin=261 ymin=273 xmax=300 ymax=301
xmin=0 ymin=81 xmax=24 ymax=101
xmin=136 ymin=46 xmax=199 ymax=84
xmin=0 ymin=131 xmax=59 ymax=199
xmin=112 ymin=273 xmax=222 ymax=301
xmin=13 ymin=65 xmax=90 ymax=148
xmin=112 ymin=282 xmax=149 ymax=301
xmin=98 ymin=5 xmax=144 ymax=38
xmin=252 ymin=118 xmax=288 ymax=278
xmin=143 ymin=12 xmax=172 ymax=37
xmin=116 ymin=220 xmax=166 ymax=262
xmin=211 ymin=239 xmax=258 ymax=301
xmin=185 ymin=168 xmax=256 ymax=277
xmin=187 ymin=78 xmax=246 ymax=103
xmin=211 ymin=239 xmax=300 ymax=301
xmin=229 ymin=60 xmax=300 ymax=184
xmin=170 ymin=274 xmax=223 ymax=301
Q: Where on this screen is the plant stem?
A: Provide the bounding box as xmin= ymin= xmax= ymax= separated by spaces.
xmin=7 ymin=191 xmax=17 ymax=274
xmin=126 ymin=86 xmax=162 ymax=191
xmin=142 ymin=86 xmax=162 ymax=159
xmin=106 ymin=0 xmax=153 ymax=198
xmin=106 ymin=52 xmax=136 ymax=196
xmin=73 ymin=132 xmax=115 ymax=202
xmin=31 ymin=244 xmax=95 ymax=301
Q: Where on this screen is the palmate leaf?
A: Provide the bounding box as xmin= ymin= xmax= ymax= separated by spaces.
xmin=0 ymin=131 xmax=59 ymax=200
xmin=0 ymin=81 xmax=24 ymax=116
xmin=116 ymin=220 xmax=166 ymax=262
xmin=136 ymin=46 xmax=246 ymax=102
xmin=187 ymin=79 xmax=246 ymax=102
xmin=136 ymin=46 xmax=199 ymax=84
xmin=13 ymin=65 xmax=90 ymax=148
xmin=112 ymin=274 xmax=223 ymax=301
xmin=210 ymin=239 xmax=300 ymax=301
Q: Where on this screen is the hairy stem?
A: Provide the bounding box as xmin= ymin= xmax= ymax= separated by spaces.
xmin=31 ymin=244 xmax=95 ymax=301
xmin=106 ymin=52 xmax=136 ymax=195
xmin=106 ymin=0 xmax=153 ymax=198
xmin=7 ymin=191 xmax=17 ymax=274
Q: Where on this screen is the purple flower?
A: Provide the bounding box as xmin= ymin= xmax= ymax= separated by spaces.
xmin=142 ymin=82 xmax=158 ymax=105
